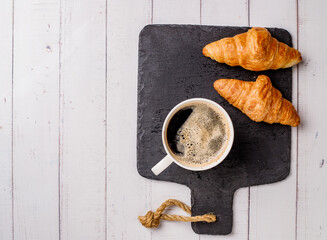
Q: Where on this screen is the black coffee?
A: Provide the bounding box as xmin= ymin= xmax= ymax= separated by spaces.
xmin=166 ymin=102 xmax=229 ymax=167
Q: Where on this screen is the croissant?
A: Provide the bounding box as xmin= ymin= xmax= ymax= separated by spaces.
xmin=213 ymin=75 xmax=300 ymax=127
xmin=203 ymin=27 xmax=302 ymax=71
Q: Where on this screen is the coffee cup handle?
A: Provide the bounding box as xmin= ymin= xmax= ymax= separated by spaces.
xmin=151 ymin=155 xmax=174 ymax=175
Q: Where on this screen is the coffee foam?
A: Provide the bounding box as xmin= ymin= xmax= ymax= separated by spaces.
xmin=167 ymin=102 xmax=230 ymax=168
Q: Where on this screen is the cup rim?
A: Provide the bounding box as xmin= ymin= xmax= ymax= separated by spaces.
xmin=162 ymin=98 xmax=234 ymax=171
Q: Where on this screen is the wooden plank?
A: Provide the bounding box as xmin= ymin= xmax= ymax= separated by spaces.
xmin=106 ymin=0 xmax=152 ymax=239
xmin=12 ymin=0 xmax=60 ymax=239
xmin=0 ymin=0 xmax=13 ymax=239
xmin=297 ymin=0 xmax=327 ymax=239
xmin=249 ymin=0 xmax=298 ymax=239
xmin=201 ymin=0 xmax=249 ymax=239
xmin=201 ymin=0 xmax=248 ymax=26
xmin=151 ymin=1 xmax=200 ymax=239
xmin=153 ymin=0 xmax=200 ymax=24
xmin=59 ymin=0 xmax=106 ymax=239
xmin=150 ymin=182 xmax=199 ymax=240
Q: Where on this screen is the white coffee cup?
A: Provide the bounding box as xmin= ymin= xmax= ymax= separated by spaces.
xmin=151 ymin=98 xmax=234 ymax=175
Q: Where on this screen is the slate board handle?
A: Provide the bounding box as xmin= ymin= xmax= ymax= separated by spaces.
xmin=191 ymin=188 xmax=235 ymax=235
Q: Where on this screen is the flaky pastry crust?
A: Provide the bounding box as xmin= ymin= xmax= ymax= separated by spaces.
xmin=203 ymin=27 xmax=302 ymax=71
xmin=213 ymin=75 xmax=300 ymax=127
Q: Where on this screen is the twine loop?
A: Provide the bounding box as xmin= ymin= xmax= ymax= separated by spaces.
xmin=138 ymin=199 xmax=216 ymax=228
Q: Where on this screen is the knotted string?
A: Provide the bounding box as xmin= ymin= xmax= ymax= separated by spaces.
xmin=138 ymin=199 xmax=216 ymax=228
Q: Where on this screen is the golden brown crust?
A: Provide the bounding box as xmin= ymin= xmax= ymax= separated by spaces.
xmin=213 ymin=75 xmax=300 ymax=127
xmin=203 ymin=27 xmax=302 ymax=71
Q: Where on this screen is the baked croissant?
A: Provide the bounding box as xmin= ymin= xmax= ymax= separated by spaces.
xmin=213 ymin=75 xmax=300 ymax=127
xmin=203 ymin=27 xmax=302 ymax=71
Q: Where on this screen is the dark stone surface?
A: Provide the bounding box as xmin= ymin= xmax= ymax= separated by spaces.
xmin=137 ymin=25 xmax=292 ymax=235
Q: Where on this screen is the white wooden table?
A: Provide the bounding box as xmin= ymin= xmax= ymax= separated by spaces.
xmin=0 ymin=0 xmax=326 ymax=239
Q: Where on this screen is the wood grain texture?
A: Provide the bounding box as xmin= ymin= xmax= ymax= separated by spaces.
xmin=201 ymin=1 xmax=249 ymax=239
xmin=59 ymin=0 xmax=106 ymax=239
xmin=201 ymin=0 xmax=248 ymax=27
xmin=297 ymin=0 xmax=327 ymax=239
xmin=0 ymin=1 xmax=13 ymax=239
xmin=12 ymin=0 xmax=60 ymax=239
xmin=106 ymin=0 xmax=152 ymax=239
xmin=153 ymin=0 xmax=200 ymax=24
xmin=151 ymin=1 xmax=200 ymax=239
xmin=0 ymin=0 xmax=324 ymax=239
xmin=249 ymin=0 xmax=298 ymax=239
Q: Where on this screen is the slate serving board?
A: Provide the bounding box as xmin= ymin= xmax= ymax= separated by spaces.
xmin=137 ymin=25 xmax=292 ymax=235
